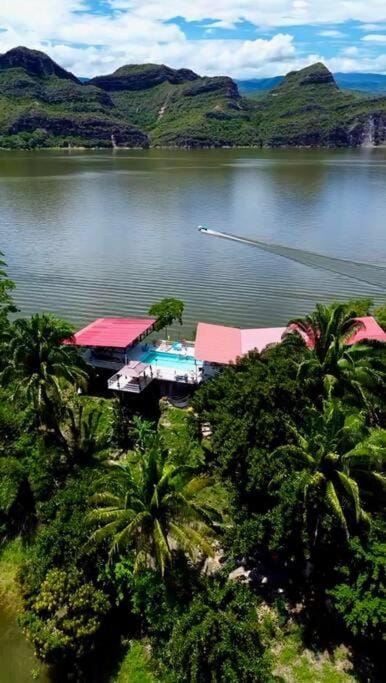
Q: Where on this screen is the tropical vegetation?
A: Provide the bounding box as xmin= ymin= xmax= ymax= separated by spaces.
xmin=0 ymin=252 xmax=384 ymax=682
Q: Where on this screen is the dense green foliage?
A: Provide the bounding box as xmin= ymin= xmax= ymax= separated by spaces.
xmin=1 ymin=47 xmax=386 ymax=148
xmin=148 ymin=297 xmax=184 ymax=334
xmin=20 ymin=568 xmax=110 ymax=665
xmin=0 ymin=252 xmax=384 ymax=681
xmin=329 ymin=528 xmax=386 ymax=640
xmin=87 ymin=442 xmax=219 ymax=575
xmin=166 ymin=584 xmax=272 ymax=682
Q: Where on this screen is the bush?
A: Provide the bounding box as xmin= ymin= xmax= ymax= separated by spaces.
xmin=166 ymin=582 xmax=272 ymax=682
xmin=21 ymin=568 xmax=110 ymax=665
xmin=329 ymin=532 xmax=386 ymax=641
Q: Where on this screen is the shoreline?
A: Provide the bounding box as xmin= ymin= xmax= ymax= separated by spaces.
xmin=0 ymin=143 xmax=385 ymax=152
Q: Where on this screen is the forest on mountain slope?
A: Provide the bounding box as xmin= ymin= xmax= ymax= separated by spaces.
xmin=1 ymin=47 xmax=386 ymax=149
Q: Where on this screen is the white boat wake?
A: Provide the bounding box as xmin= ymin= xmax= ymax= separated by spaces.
xmin=198 ymin=227 xmax=386 ymax=291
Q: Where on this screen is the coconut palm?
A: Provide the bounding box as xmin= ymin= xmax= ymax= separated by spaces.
xmin=60 ymin=399 xmax=111 ymax=464
xmin=1 ymin=313 xmax=88 ymax=424
xmin=284 ymin=303 xmax=386 ymax=408
xmin=87 ymin=445 xmax=220 ymax=575
xmin=129 ymin=415 xmax=156 ymax=451
xmin=271 ymin=400 xmax=386 ymax=548
xmin=285 ymin=303 xmax=364 ymax=360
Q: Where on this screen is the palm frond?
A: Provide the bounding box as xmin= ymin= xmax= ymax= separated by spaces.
xmin=325 ymin=480 xmax=349 ymax=537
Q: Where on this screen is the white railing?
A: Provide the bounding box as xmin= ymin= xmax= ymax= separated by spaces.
xmin=108 ymin=372 xmax=153 ymax=393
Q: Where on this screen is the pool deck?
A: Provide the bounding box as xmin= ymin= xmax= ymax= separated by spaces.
xmin=107 ymin=340 xmax=205 ymax=393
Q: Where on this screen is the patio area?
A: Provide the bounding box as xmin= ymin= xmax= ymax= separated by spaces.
xmin=108 ymin=339 xmax=204 ymax=393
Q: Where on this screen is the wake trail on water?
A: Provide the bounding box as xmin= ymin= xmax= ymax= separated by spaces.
xmin=200 ymin=229 xmax=386 ymax=291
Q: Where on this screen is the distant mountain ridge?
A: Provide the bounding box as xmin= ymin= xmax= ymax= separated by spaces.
xmin=238 ymin=72 xmax=386 ymax=95
xmin=0 ymin=47 xmax=386 ymax=149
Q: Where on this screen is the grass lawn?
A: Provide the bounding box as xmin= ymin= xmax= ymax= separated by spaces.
xmin=112 ymin=640 xmax=157 ymax=683
xmin=0 ymin=537 xmax=24 ymax=610
xmin=273 ymin=627 xmax=355 ymax=683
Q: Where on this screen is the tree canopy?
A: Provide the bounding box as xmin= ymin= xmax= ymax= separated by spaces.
xmin=148 ymin=298 xmax=184 ymax=334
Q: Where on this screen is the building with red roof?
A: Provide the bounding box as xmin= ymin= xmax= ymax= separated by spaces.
xmin=66 ymin=317 xmax=156 ymax=348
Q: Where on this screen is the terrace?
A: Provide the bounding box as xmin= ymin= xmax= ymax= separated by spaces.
xmin=108 ymin=339 xmax=204 ymax=393
xmin=64 ymin=318 xmax=205 ymax=393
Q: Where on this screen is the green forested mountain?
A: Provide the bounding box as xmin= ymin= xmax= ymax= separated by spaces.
xmin=1 ymin=46 xmax=386 ymax=148
xmin=250 ymin=63 xmax=386 ymax=147
xmin=0 ymin=47 xmax=148 ymax=148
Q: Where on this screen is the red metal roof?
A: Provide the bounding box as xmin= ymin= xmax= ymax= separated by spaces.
xmin=347 ymin=316 xmax=386 ymax=345
xmin=65 ymin=318 xmax=156 ymax=348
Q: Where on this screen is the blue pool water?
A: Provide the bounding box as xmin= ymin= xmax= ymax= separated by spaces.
xmin=141 ymin=350 xmax=198 ymax=372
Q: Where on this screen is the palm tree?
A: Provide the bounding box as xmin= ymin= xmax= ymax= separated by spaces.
xmin=129 ymin=415 xmax=156 ymax=451
xmin=1 ymin=313 xmax=88 ymax=426
xmin=87 ymin=445 xmax=220 ymax=575
xmin=284 ymin=303 xmax=386 ymax=408
xmin=285 ymin=303 xmax=364 ymax=361
xmin=60 ymin=399 xmax=111 ymax=464
xmin=271 ymin=400 xmax=386 ymax=549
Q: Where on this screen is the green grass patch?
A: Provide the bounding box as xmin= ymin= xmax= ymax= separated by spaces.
xmin=273 ymin=627 xmax=355 ymax=683
xmin=112 ymin=640 xmax=157 ymax=683
xmin=0 ymin=537 xmax=24 ymax=611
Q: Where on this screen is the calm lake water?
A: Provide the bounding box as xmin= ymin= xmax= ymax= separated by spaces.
xmin=1 ymin=148 xmax=386 ymax=333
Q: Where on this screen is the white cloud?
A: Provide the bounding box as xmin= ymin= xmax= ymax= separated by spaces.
xmin=111 ymin=1 xmax=386 ymax=28
xmin=326 ymin=52 xmax=386 ymax=74
xmin=341 ymin=46 xmax=359 ymax=57
xmin=358 ymin=23 xmax=386 ymax=31
xmin=318 ymin=30 xmax=345 ymax=38
xmin=0 ymin=0 xmax=386 ymax=78
xmin=362 ymin=34 xmax=386 ymax=44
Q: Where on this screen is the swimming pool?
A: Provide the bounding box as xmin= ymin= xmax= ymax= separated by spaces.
xmin=141 ymin=350 xmax=198 ymax=373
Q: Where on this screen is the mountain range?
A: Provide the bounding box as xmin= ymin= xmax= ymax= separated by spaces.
xmin=1 ymin=46 xmax=386 ymax=149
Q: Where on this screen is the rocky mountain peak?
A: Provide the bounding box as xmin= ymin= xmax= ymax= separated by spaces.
xmin=274 ymin=62 xmax=337 ymax=93
xmin=89 ymin=63 xmax=200 ymax=92
xmin=0 ymin=46 xmax=79 ymax=82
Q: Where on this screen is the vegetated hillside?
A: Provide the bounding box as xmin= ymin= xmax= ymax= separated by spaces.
xmin=0 ymin=47 xmax=148 ymax=148
xmin=1 ymin=47 xmax=386 ymax=148
xmin=89 ymin=63 xmax=259 ymax=147
xmin=253 ymin=63 xmax=386 ymax=146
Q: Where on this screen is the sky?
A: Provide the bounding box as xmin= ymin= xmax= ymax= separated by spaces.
xmin=1 ymin=1 xmax=386 ymax=78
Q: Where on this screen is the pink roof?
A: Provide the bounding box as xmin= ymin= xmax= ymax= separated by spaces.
xmin=195 ymin=322 xmax=286 ymax=364
xmin=347 ymin=316 xmax=386 ymax=345
xmin=241 ymin=327 xmax=286 ymax=354
xmin=65 ymin=318 xmax=155 ymax=348
xmin=195 ymin=323 xmax=241 ymax=364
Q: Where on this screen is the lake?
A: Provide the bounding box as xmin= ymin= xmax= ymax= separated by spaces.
xmin=1 ymin=148 xmax=385 ymax=334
